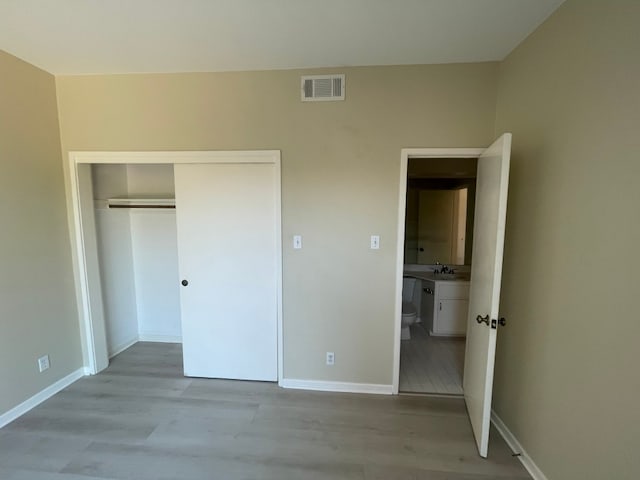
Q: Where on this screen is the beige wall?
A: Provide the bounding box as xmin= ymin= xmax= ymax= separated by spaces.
xmin=493 ymin=1 xmax=640 ymax=478
xmin=0 ymin=50 xmax=82 ymax=415
xmin=56 ymin=63 xmax=498 ymax=384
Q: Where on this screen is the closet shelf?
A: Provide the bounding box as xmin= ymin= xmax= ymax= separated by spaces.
xmin=107 ymin=197 xmax=176 ymax=209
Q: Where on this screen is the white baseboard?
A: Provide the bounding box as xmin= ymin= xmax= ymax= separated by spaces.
xmin=0 ymin=368 xmax=86 ymax=429
xmin=280 ymin=378 xmax=393 ymax=395
xmin=138 ymin=334 xmax=182 ymax=343
xmin=108 ymin=336 xmax=139 ymax=358
xmin=491 ymin=410 xmax=548 ymax=480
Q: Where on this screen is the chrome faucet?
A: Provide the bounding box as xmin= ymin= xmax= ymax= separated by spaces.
xmin=434 ymin=264 xmax=455 ymax=274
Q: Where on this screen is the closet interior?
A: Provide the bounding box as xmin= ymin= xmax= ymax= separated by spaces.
xmin=92 ymin=164 xmax=181 ymax=357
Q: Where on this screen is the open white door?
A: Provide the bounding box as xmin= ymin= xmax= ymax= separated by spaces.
xmin=174 ymin=163 xmax=279 ymax=381
xmin=463 ymin=133 xmax=511 ymax=457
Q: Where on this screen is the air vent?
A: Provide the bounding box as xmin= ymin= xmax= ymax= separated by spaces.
xmin=301 ymin=74 xmax=345 ymax=102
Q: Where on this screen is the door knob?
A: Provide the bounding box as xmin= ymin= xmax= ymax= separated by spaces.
xmin=498 ymin=317 xmax=506 ymax=326
xmin=181 ymin=279 xmax=189 ymax=286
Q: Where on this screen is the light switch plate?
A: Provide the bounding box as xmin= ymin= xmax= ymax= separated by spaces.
xmin=370 ymin=235 xmax=380 ymax=249
xmin=293 ymin=235 xmax=302 ymax=249
xmin=37 ymin=355 xmax=50 ymax=372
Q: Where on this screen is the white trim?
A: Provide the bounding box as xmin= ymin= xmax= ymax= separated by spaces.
xmin=392 ymin=155 xmax=408 ymax=394
xmin=69 ymin=163 xmax=100 ymax=375
xmin=281 ymin=379 xmax=393 ymax=395
xmin=108 ymin=336 xmax=139 ymax=358
xmin=0 ymin=368 xmax=85 ymax=429
xmin=393 ymin=148 xmax=484 ymax=394
xmin=70 ymin=150 xmax=279 ymax=164
xmin=491 ymin=410 xmax=549 ymax=480
xmin=401 ymin=148 xmax=484 ymax=158
xmin=274 ymin=157 xmax=284 ymax=384
xmin=138 ymin=334 xmax=183 ymax=343
xmin=67 ymin=150 xmax=283 ymax=383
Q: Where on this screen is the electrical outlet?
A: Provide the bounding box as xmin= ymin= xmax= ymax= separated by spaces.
xmin=37 ymin=355 xmax=50 ymax=373
xmin=326 ymin=352 xmax=335 ymax=366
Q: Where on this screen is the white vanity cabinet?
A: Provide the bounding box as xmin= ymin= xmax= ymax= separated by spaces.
xmin=421 ymin=280 xmax=436 ymax=332
xmin=424 ymin=280 xmax=470 ymax=336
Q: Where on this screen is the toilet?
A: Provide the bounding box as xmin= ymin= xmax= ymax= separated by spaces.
xmin=401 ymin=277 xmax=419 ymax=340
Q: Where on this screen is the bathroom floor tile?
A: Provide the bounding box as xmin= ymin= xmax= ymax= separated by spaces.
xmin=400 ymin=324 xmax=465 ymax=395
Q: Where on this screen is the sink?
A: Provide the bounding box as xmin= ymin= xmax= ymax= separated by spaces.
xmin=432 ymin=273 xmax=470 ymax=281
xmin=403 ymin=270 xmax=470 ymax=282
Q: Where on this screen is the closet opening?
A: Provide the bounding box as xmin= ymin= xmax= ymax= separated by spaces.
xmin=92 ymin=163 xmax=181 ymax=361
xmin=68 ymin=151 xmax=283 ymax=382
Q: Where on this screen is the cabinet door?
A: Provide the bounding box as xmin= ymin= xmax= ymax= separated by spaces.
xmin=437 ymin=299 xmax=468 ymax=335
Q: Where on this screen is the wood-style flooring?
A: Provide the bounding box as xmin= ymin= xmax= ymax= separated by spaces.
xmin=399 ymin=324 xmax=466 ymax=395
xmin=0 ymin=342 xmax=530 ymax=479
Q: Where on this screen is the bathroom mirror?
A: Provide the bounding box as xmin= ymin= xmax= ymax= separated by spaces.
xmin=404 ymin=158 xmax=477 ymax=266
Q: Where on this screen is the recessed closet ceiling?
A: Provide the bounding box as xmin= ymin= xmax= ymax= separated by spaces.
xmin=0 ymin=0 xmax=564 ymax=75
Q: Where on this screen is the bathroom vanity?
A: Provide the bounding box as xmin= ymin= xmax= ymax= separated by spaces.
xmin=421 ymin=278 xmax=469 ymax=336
xmin=404 ymin=269 xmax=470 ymax=337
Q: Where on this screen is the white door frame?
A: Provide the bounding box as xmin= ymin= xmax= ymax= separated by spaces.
xmin=67 ymin=150 xmax=283 ymax=382
xmin=392 ymin=148 xmax=484 ymax=394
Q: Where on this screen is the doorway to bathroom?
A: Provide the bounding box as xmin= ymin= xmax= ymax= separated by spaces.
xmin=392 ymin=135 xmax=512 ymax=458
xmin=400 ymin=157 xmax=477 ymax=395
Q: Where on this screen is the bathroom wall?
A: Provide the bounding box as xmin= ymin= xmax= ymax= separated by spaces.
xmin=404 ymin=178 xmax=476 ymax=266
xmin=404 ymin=187 xmax=419 ymax=264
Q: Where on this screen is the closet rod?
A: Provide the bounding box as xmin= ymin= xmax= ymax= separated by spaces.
xmin=106 ymin=198 xmax=176 ymax=209
xmin=108 ymin=204 xmax=175 ymax=209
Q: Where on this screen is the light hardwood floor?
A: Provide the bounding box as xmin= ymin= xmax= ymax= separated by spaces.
xmin=400 ymin=324 xmax=466 ymax=395
xmin=0 ymin=342 xmax=530 ymax=479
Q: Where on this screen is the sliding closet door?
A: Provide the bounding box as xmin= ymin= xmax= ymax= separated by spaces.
xmin=174 ymin=163 xmax=278 ymax=381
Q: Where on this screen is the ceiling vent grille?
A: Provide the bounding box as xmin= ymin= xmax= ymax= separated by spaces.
xmin=301 ymin=74 xmax=345 ymax=102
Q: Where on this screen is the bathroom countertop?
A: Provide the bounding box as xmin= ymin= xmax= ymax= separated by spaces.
xmin=403 ymin=270 xmax=470 ymax=283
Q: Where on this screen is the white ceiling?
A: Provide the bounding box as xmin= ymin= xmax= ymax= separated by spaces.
xmin=0 ymin=0 xmax=565 ymax=75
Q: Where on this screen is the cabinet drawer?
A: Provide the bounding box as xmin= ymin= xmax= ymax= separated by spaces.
xmin=438 ymin=283 xmax=469 ymax=300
